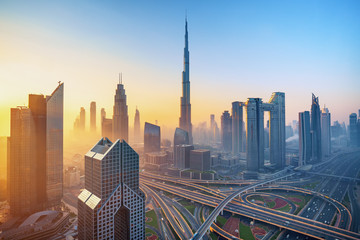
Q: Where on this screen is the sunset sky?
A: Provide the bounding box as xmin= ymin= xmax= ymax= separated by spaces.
xmin=1 ymin=0 xmax=359 ymax=137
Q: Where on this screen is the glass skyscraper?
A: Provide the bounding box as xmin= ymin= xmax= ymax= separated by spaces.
xmin=78 ymin=138 xmax=145 ymax=239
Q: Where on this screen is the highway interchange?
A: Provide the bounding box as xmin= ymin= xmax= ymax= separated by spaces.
xmin=141 ymin=151 xmax=360 ymax=240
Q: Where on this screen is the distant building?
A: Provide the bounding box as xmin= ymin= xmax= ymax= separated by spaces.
xmin=311 ymin=94 xmax=322 ymax=162
xmin=8 ymin=83 xmax=64 ymax=216
xmin=299 ymin=111 xmax=311 ymax=166
xmin=144 ymin=122 xmax=160 ymax=153
xmin=0 ymin=137 xmax=7 ymax=181
xmin=64 ymin=167 xmax=80 ymax=188
xmin=174 ymin=144 xmax=194 ymax=169
xmin=321 ymin=107 xmax=331 ymax=156
xmin=232 ymin=102 xmax=244 ymax=154
xmin=349 ymin=113 xmax=358 ymax=146
xmin=79 ymin=107 xmax=85 ymax=131
xmin=174 ymin=127 xmax=189 ymax=147
xmin=145 ymin=152 xmax=168 ymax=171
xmin=78 ymin=138 xmax=145 ymax=240
xmin=210 ymin=114 xmax=216 ymax=143
xmin=101 ymin=108 xmax=106 ymax=121
xmin=134 ymin=107 xmax=141 ymax=143
xmin=101 ymin=118 xmax=113 ymax=140
xmin=112 ymin=79 xmax=129 ymax=142
xmin=90 ymin=101 xmax=96 ymax=132
xmin=190 ymin=149 xmax=211 ymax=171
xmin=221 ymin=111 xmax=232 ymax=152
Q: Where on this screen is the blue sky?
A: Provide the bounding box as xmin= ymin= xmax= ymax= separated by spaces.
xmin=0 ymin=0 xmax=359 ymax=136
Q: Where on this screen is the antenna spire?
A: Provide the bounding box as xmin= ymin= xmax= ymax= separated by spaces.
xmin=118 ymin=72 xmax=123 ymax=84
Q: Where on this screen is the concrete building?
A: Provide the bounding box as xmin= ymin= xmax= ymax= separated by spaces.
xmin=8 ymin=83 xmax=63 ymax=216
xmin=174 ymin=127 xmax=189 ymax=147
xmin=101 ymin=118 xmax=112 ymax=140
xmin=311 ymin=94 xmax=322 ymax=162
xmin=299 ymin=111 xmax=311 ymax=166
xmin=112 ymin=77 xmax=129 ymax=142
xmin=79 ymin=107 xmax=85 ymax=131
xmin=349 ymin=113 xmax=358 ymax=146
xmin=144 ymin=122 xmax=160 ymax=153
xmin=245 ymin=98 xmax=264 ymax=172
xmin=78 ymin=138 xmax=145 ymax=240
xmin=134 ymin=107 xmax=141 ymax=143
xmin=232 ymin=101 xmax=244 ymax=154
xmin=321 ymin=107 xmax=331 ymax=156
xmin=179 ymin=19 xmax=193 ymax=144
xmin=64 ymin=167 xmax=80 ymax=188
xmin=174 ymin=144 xmax=194 ymax=169
xmin=190 ymin=149 xmax=211 ymax=171
xmin=90 ymin=101 xmax=96 ymax=132
xmin=221 ymin=111 xmax=232 ymax=152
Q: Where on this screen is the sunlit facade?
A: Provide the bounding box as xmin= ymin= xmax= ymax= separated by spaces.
xmin=144 ymin=122 xmax=160 ymax=153
xmin=113 ymin=82 xmax=129 ymax=142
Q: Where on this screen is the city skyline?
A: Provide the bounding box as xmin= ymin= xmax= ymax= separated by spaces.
xmin=1 ymin=1 xmax=360 ymax=138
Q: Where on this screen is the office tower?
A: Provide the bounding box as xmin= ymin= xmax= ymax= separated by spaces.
xmin=179 ymin=18 xmax=192 ymax=144
xmin=0 ymin=137 xmax=7 ymax=181
xmin=286 ymin=126 xmax=294 ymax=139
xmin=144 ymin=122 xmax=160 ymax=153
xmin=190 ymin=149 xmax=211 ymax=171
xmin=311 ymin=94 xmax=322 ymax=162
xmin=174 ymin=127 xmax=189 ymax=147
xmin=321 ymin=107 xmax=331 ymax=156
xmin=221 ymin=111 xmax=232 ymax=152
xmin=79 ymin=107 xmax=85 ymax=131
xmin=245 ymin=98 xmax=264 ymax=172
xmin=102 ymin=118 xmax=113 ymax=140
xmin=90 ymin=101 xmax=96 ymax=132
xmin=101 ymin=108 xmax=106 ymax=121
xmin=8 ymin=83 xmax=64 ymax=216
xmin=232 ymin=102 xmax=244 ymax=154
xmin=210 ymin=114 xmax=215 ymax=142
xmin=349 ymin=113 xmax=358 ymax=146
xmin=113 ymin=79 xmax=129 ymax=142
xmin=267 ymin=92 xmax=286 ymax=169
xmin=299 ymin=111 xmax=311 ymax=166
xmin=78 ymin=138 xmax=145 ymax=240
xmin=134 ymin=107 xmax=140 ymax=143
xmin=174 ymin=144 xmax=194 ymax=169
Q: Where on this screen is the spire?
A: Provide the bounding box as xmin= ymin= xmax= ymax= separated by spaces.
xmin=185 ymin=17 xmax=188 ymax=50
xmin=119 ymin=72 xmax=123 ymax=84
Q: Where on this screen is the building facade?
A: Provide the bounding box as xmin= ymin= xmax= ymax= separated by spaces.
xmin=349 ymin=113 xmax=358 ymax=146
xmin=78 ymin=138 xmax=145 ymax=240
xmin=190 ymin=149 xmax=211 ymax=171
xmin=113 ymin=81 xmax=129 ymax=142
xmin=144 ymin=122 xmax=160 ymax=153
xmin=299 ymin=111 xmax=311 ymax=166
xmin=310 ymin=94 xmax=322 ymax=162
xmin=134 ymin=107 xmax=141 ymax=143
xmin=232 ymin=101 xmax=244 ymax=154
xmin=90 ymin=101 xmax=96 ymax=132
xmin=174 ymin=144 xmax=194 ymax=169
xmin=321 ymin=107 xmax=331 ymax=156
xmin=221 ymin=111 xmax=232 ymax=152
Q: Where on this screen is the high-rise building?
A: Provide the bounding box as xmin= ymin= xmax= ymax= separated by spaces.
xmin=179 ymin=18 xmax=192 ymax=144
xmin=102 ymin=118 xmax=113 ymax=140
xmin=349 ymin=113 xmax=358 ymax=146
xmin=245 ymin=98 xmax=264 ymax=172
xmin=101 ymin=108 xmax=106 ymax=121
xmin=134 ymin=107 xmax=141 ymax=143
xmin=190 ymin=149 xmax=211 ymax=171
xmin=174 ymin=127 xmax=189 ymax=147
xmin=90 ymin=101 xmax=96 ymax=132
xmin=79 ymin=107 xmax=85 ymax=131
xmin=311 ymin=94 xmax=322 ymax=162
xmin=144 ymin=122 xmax=160 ymax=153
xmin=232 ymin=101 xmax=244 ymax=154
xmin=299 ymin=111 xmax=311 ymax=166
xmin=8 ymin=83 xmax=63 ymax=216
xmin=221 ymin=111 xmax=232 ymax=152
xmin=210 ymin=114 xmax=216 ymax=143
xmin=78 ymin=138 xmax=145 ymax=240
xmin=321 ymin=107 xmax=331 ymax=156
xmin=113 ymin=79 xmax=129 ymax=142
xmin=0 ymin=137 xmax=7 ymax=181
xmin=174 ymin=144 xmax=194 ymax=169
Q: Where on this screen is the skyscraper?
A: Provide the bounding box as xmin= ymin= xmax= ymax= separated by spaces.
xmin=210 ymin=114 xmax=215 ymax=143
xmin=79 ymin=107 xmax=85 ymax=131
xmin=311 ymin=94 xmax=322 ymax=162
xmin=349 ymin=113 xmax=358 ymax=146
xmin=113 ymin=78 xmax=129 ymax=142
xmin=221 ymin=111 xmax=232 ymax=152
xmin=8 ymin=83 xmax=64 ymax=216
xmin=90 ymin=101 xmax=96 ymax=132
xmin=134 ymin=107 xmax=140 ymax=143
xmin=144 ymin=122 xmax=160 ymax=153
xmin=179 ymin=18 xmax=192 ymax=144
xmin=321 ymin=107 xmax=331 ymax=156
xmin=78 ymin=138 xmax=145 ymax=239
xmin=232 ymin=102 xmax=244 ymax=154
xmin=245 ymin=98 xmax=264 ymax=172
xmin=299 ymin=111 xmax=311 ymax=166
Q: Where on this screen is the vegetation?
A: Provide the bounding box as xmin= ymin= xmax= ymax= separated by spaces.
xmin=178 ymin=199 xmax=196 ymax=215
xmin=239 ymin=222 xmax=255 ymax=240
xmin=216 ymin=215 xmax=227 ymax=228
xmin=276 ymin=204 xmax=292 ymax=212
xmin=209 ymin=232 xmax=218 ymax=240
xmin=145 ymin=227 xmax=159 ymax=240
xmin=146 ymin=210 xmax=159 ymax=230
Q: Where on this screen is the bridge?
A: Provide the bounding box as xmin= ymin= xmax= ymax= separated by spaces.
xmin=307 ymin=172 xmax=360 ymax=182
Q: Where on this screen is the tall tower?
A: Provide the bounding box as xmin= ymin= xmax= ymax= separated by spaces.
xmin=232 ymin=102 xmax=244 ymax=154
xmin=299 ymin=111 xmax=311 ymax=166
xmin=179 ymin=18 xmax=192 ymax=144
xmin=113 ymin=75 xmax=129 ymax=142
xmin=321 ymin=107 xmax=331 ymax=156
xmin=134 ymin=107 xmax=140 ymax=143
xmin=79 ymin=107 xmax=85 ymax=131
xmin=78 ymin=138 xmax=145 ymax=240
xmin=311 ymin=94 xmax=322 ymax=162
xmin=90 ymin=101 xmax=96 ymax=132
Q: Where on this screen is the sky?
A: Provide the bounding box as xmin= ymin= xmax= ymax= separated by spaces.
xmin=0 ymin=0 xmax=359 ymax=137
